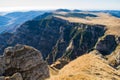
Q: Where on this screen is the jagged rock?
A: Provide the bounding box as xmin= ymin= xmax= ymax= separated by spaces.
xmin=0 ymin=44 xmax=49 ymax=80
xmin=9 ymin=73 xmax=23 ymax=80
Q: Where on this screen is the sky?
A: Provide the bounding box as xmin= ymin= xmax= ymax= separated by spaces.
xmin=0 ymin=0 xmax=120 ymax=11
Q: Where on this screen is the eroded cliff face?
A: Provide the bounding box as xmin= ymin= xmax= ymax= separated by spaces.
xmin=0 ymin=13 xmax=119 ymax=65
xmin=46 ymin=23 xmax=106 ymax=64
xmin=0 ymin=16 xmax=106 ymax=64
xmin=0 ymin=44 xmax=49 ymax=80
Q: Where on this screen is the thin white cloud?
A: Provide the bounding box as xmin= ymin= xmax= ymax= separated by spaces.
xmin=0 ymin=0 xmax=120 ymax=11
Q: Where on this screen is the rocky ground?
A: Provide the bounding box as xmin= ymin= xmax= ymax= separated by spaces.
xmin=0 ymin=44 xmax=49 ymax=80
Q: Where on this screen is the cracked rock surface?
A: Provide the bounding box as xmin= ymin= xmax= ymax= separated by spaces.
xmin=0 ymin=44 xmax=49 ymax=80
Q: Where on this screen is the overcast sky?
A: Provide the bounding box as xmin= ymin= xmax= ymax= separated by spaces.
xmin=0 ymin=0 xmax=120 ymax=11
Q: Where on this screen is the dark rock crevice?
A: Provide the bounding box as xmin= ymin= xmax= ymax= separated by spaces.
xmin=47 ymin=23 xmax=106 ymax=64
xmin=95 ymin=35 xmax=118 ymax=55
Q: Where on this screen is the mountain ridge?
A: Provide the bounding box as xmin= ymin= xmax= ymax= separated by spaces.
xmin=0 ymin=10 xmax=120 ymax=80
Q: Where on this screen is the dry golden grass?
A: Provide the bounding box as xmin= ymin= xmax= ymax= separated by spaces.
xmin=106 ymin=45 xmax=120 ymax=67
xmin=55 ymin=12 xmax=120 ymax=36
xmin=46 ymin=53 xmax=120 ymax=80
xmin=46 ymin=12 xmax=120 ymax=80
xmin=48 ymin=66 xmax=59 ymax=76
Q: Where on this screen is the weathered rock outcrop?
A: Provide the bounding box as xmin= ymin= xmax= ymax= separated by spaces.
xmin=0 ymin=44 xmax=49 ymax=80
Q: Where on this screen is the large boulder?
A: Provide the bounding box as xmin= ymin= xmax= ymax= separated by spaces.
xmin=0 ymin=44 xmax=49 ymax=80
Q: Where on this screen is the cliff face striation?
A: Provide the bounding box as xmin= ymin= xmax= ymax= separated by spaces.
xmin=0 ymin=12 xmax=119 ymax=66
xmin=0 ymin=44 xmax=49 ymax=80
xmin=0 ymin=14 xmax=106 ymax=64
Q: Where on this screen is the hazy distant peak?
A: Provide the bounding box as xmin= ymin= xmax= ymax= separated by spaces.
xmin=55 ymin=9 xmax=71 ymax=12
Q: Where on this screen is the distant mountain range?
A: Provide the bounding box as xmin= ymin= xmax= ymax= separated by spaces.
xmin=0 ymin=11 xmax=46 ymax=33
xmin=0 ymin=16 xmax=11 ymax=26
xmin=89 ymin=10 xmax=120 ymax=18
xmin=0 ymin=10 xmax=120 ymax=33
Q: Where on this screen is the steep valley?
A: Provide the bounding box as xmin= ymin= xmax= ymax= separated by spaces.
xmin=0 ymin=14 xmax=106 ymax=64
xmin=0 ymin=11 xmax=120 ymax=80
